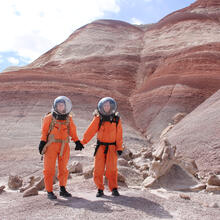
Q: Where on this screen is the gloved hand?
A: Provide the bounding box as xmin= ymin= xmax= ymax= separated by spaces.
xmin=75 ymin=140 xmax=84 ymax=151
xmin=117 ymin=150 xmax=122 ymax=156
xmin=39 ymin=141 xmax=46 ymax=155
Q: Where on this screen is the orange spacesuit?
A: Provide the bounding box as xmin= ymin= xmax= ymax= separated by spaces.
xmin=81 ymin=97 xmax=123 ymax=197
xmin=39 ymin=96 xmax=84 ymax=200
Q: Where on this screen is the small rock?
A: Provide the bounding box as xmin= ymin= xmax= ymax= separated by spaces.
xmin=0 ymin=185 xmax=5 ymax=194
xmin=190 ymin=184 xmax=206 ymax=192
xmin=20 ymin=176 xmax=36 ymax=192
xmin=118 ymin=172 xmax=126 ymax=183
xmin=209 ymin=202 xmax=219 ymax=208
xmin=23 ymin=186 xmax=38 ymax=197
xmin=142 ymin=176 xmax=156 ymax=188
xmin=118 ymin=158 xmax=129 ymax=167
xmin=142 ymin=171 xmax=148 ymax=179
xmin=131 ymin=152 xmax=141 ymax=159
xmin=35 ymin=178 xmax=45 ymax=191
xmin=207 ymin=174 xmax=220 ymax=186
xmin=143 ymin=151 xmax=152 ymax=159
xmin=8 ymin=175 xmax=23 ymax=190
xmin=121 ymin=147 xmax=133 ymax=161
xmin=206 ymin=184 xmax=220 ymax=192
xmin=172 ymin=112 xmax=186 ymax=125
xmin=179 ymin=194 xmax=190 ymax=200
xmin=139 ymin=164 xmax=149 ymax=172
xmin=146 ymin=135 xmax=153 ymax=144
xmin=83 ymin=166 xmax=94 ymax=179
xmin=133 ymin=157 xmax=149 ymax=170
xmin=128 ymin=161 xmax=133 ymax=166
xmin=68 ymin=161 xmax=83 ymax=173
xmin=160 ymin=125 xmax=174 ymax=138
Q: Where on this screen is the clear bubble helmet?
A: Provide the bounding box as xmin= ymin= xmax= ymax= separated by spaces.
xmin=52 ymin=96 xmax=72 ymax=115
xmin=98 ymin=97 xmax=117 ymax=116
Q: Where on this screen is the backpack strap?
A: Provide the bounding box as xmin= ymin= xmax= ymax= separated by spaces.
xmin=48 ymin=116 xmax=56 ymax=135
xmin=98 ymin=115 xmax=103 ymax=130
xmin=47 ymin=114 xmax=70 ymax=136
xmin=65 ymin=115 xmax=70 ymax=136
xmin=113 ymin=112 xmax=120 ymax=125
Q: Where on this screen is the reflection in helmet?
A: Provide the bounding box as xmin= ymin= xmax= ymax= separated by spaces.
xmin=98 ymin=97 xmax=117 ymax=116
xmin=52 ymin=96 xmax=72 ymax=115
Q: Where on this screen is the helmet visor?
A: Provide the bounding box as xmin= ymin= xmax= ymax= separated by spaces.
xmin=98 ymin=97 xmax=117 ymax=116
xmin=53 ymin=96 xmax=72 ymax=115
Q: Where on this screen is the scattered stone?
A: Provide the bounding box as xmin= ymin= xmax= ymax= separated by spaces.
xmin=207 ymin=174 xmax=220 ymax=186
xmin=118 ymin=172 xmax=126 ymax=183
xmin=142 ymin=176 xmax=156 ymax=188
xmin=142 ymin=171 xmax=148 ymax=179
xmin=0 ymin=185 xmax=5 ymax=194
xmin=160 ymin=124 xmax=174 ymax=138
xmin=142 ymin=151 xmax=152 ymax=159
xmin=128 ymin=161 xmax=133 ymax=166
xmin=23 ymin=186 xmax=38 ymax=197
xmin=133 ymin=156 xmax=150 ymax=171
xmin=209 ymin=202 xmax=219 ymax=208
xmin=131 ymin=152 xmax=141 ymax=159
xmin=146 ymin=135 xmax=153 ymax=144
xmin=83 ymin=166 xmax=94 ymax=179
xmin=206 ymin=184 xmax=220 ymax=192
xmin=20 ymin=176 xmax=35 ymax=192
xmin=35 ymin=178 xmax=45 ymax=191
xmin=8 ymin=175 xmax=23 ymax=190
xmin=21 ymin=176 xmax=45 ymax=195
xmin=179 ymin=194 xmax=190 ymax=200
xmin=118 ymin=158 xmax=129 ymax=167
xmin=172 ymin=113 xmax=187 ymax=125
xmin=139 ymin=164 xmax=149 ymax=172
xmin=152 ymin=138 xmax=174 ymax=161
xmin=121 ymin=147 xmax=133 ymax=161
xmin=189 ymin=184 xmax=206 ymax=192
xmin=68 ymin=161 xmax=83 ymax=173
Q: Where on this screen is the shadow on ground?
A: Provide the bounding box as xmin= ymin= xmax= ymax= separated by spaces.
xmin=54 ymin=194 xmax=172 ymax=219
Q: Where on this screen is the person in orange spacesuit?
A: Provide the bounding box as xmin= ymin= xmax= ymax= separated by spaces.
xmin=81 ymin=97 xmax=123 ymax=197
xmin=39 ymin=96 xmax=84 ymax=200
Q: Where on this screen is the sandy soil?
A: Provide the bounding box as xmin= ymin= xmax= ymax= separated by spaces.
xmin=0 ymin=110 xmax=220 ymax=220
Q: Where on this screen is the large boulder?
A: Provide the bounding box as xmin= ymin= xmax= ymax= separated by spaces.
xmin=142 ymin=138 xmax=199 ymax=190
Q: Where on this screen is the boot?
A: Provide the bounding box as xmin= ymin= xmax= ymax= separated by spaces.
xmin=47 ymin=191 xmax=57 ymax=200
xmin=112 ymin=188 xmax=120 ymax=196
xmin=96 ymin=189 xmax=104 ymax=197
xmin=60 ymin=186 xmax=72 ymax=197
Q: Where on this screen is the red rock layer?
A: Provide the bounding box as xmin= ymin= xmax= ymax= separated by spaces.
xmin=1 ymin=1 xmax=220 ymax=138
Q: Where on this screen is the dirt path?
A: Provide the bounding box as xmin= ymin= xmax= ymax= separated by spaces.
xmin=1 ymin=184 xmax=220 ymax=220
xmin=1 ymin=110 xmax=220 ymax=219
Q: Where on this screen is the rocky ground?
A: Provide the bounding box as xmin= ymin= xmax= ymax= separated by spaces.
xmin=0 ymin=112 xmax=220 ymax=220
